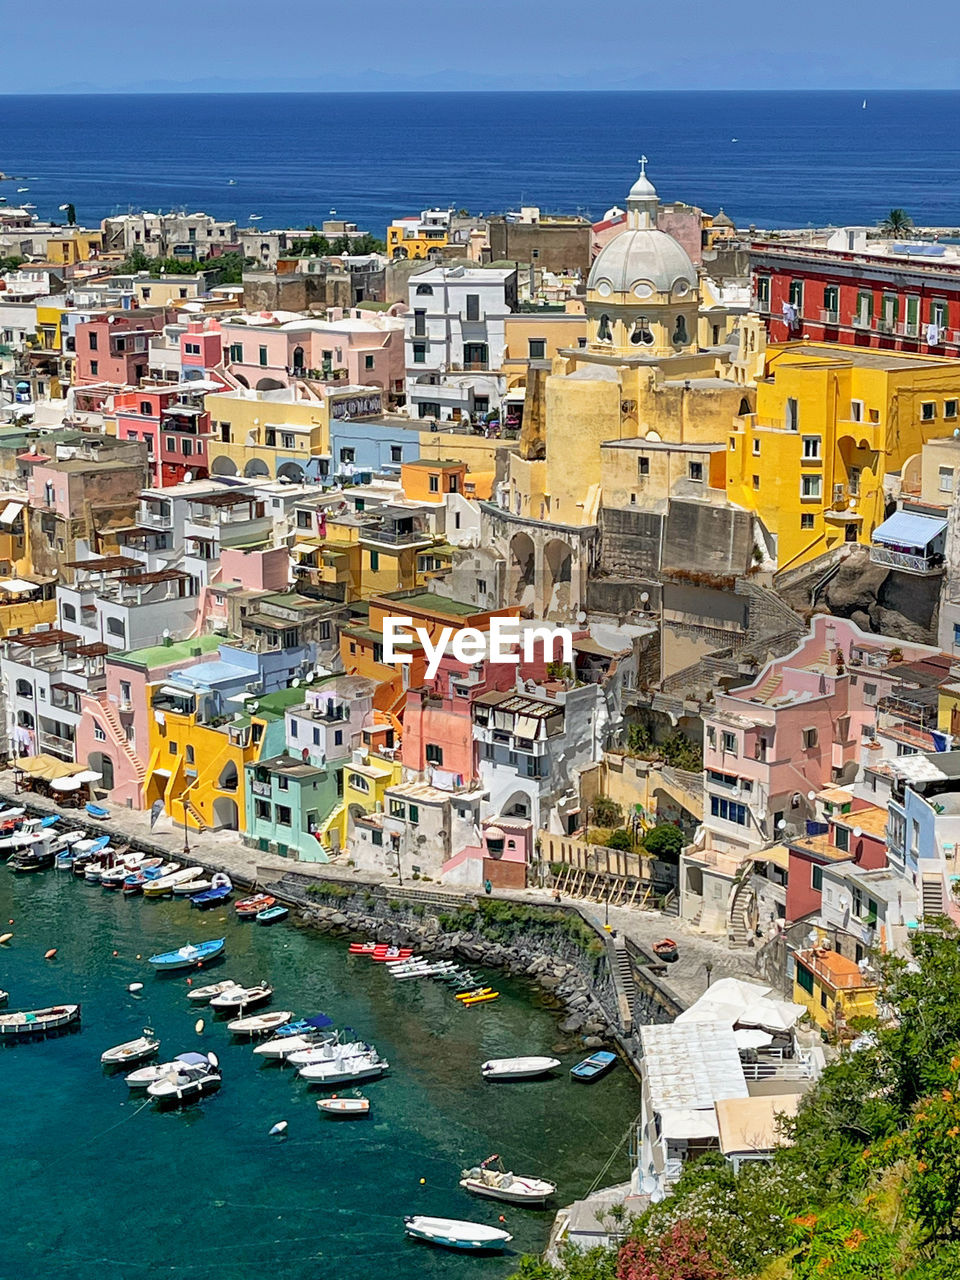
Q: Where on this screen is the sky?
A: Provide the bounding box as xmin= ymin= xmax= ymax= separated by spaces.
xmin=2 ymin=0 xmax=958 ymax=93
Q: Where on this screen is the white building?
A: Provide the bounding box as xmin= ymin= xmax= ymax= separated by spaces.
xmin=404 ymin=264 xmax=517 ymax=422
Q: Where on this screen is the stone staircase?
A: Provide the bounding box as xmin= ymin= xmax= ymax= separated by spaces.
xmin=185 ymin=798 xmax=208 ymax=833
xmin=921 ymin=871 xmax=945 ymax=918
xmin=96 ymin=696 xmax=146 ymax=781
xmin=727 ymin=870 xmax=754 ymax=946
xmin=613 ymin=937 xmax=640 ymax=1031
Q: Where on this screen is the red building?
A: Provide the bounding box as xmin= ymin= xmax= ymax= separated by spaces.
xmin=751 ymin=236 xmax=960 ymax=356
xmin=73 ymin=312 xmax=167 ymax=386
xmin=785 ymin=801 xmax=888 ymax=923
xmin=112 ymin=383 xmax=212 ymax=486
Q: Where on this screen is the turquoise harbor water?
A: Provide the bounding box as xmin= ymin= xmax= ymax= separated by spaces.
xmin=0 ymin=869 xmax=637 ymax=1279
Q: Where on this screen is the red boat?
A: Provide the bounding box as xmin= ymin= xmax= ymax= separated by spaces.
xmin=348 ymin=942 xmax=378 ymax=955
xmin=371 ymin=946 xmax=413 ymax=963
xmin=236 ymin=894 xmax=276 ymax=919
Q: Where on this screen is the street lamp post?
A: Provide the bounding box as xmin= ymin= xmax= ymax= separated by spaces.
xmin=182 ymin=795 xmax=190 ymax=860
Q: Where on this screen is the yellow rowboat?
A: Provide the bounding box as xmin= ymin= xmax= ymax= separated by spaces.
xmin=462 ymin=991 xmax=499 ymax=1006
xmin=455 ymin=987 xmax=492 ymax=1001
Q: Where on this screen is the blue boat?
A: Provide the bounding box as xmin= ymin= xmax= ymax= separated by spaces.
xmin=147 ymin=939 xmax=226 ymax=971
xmin=256 ymin=905 xmax=289 ymax=925
xmin=570 ymin=1050 xmax=617 ymax=1082
xmin=274 ymin=1013 xmax=334 ymax=1038
xmin=190 ymin=884 xmax=232 ymax=909
xmin=85 ymin=803 xmax=109 ymax=819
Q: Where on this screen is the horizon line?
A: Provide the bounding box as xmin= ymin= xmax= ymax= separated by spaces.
xmin=0 ymin=85 xmax=957 ymax=98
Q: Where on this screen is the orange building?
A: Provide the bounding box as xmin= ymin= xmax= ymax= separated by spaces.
xmin=399 ymin=459 xmax=466 ymax=504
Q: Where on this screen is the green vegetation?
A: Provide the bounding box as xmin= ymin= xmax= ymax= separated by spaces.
xmin=592 ymin=797 xmax=624 ymax=829
xmin=305 ymin=880 xmax=351 ymax=899
xmin=0 ymin=255 xmax=25 ymax=272
xmin=285 ymin=230 xmax=385 ymax=257
xmin=509 ymin=924 xmax=960 ymax=1279
xmin=641 ymin=825 xmax=684 ymax=860
xmin=120 ymin=248 xmax=250 ymax=284
xmin=625 ymin=725 xmax=703 ymax=772
xmin=605 ymin=828 xmax=633 ymax=852
xmin=436 ymin=899 xmax=601 ymax=954
xmin=879 ymin=208 xmax=914 ymax=236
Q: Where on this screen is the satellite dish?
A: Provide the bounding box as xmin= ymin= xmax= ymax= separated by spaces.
xmin=853 ymin=827 xmax=863 ymax=838
xmin=248 ymin=701 xmax=259 ymax=713
xmin=776 ymin=819 xmax=787 ymax=830
xmin=439 ymin=362 xmax=447 ymax=374
xmin=183 ymin=470 xmax=194 ymax=483
xmin=291 ymin=678 xmax=301 ymax=688
xmin=640 ymin=591 xmax=650 ymax=605
xmin=807 ymin=790 xmax=816 ymax=800
xmin=162 ymin=628 xmax=171 ymax=639
xmin=576 ymin=610 xmax=587 ymax=624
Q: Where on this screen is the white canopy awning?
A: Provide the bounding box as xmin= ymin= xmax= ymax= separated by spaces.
xmin=0 ymin=501 xmax=25 ymax=526
xmin=0 ymin=578 xmax=38 ymax=594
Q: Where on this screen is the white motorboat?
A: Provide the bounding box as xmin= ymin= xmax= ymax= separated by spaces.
xmin=226 ymin=1009 xmax=294 ymax=1037
xmin=143 ymin=866 xmax=201 ymax=898
xmin=481 ymin=1056 xmax=561 ymax=1081
xmin=403 ymin=1216 xmax=512 ymax=1251
xmin=286 ymin=1039 xmax=368 ymax=1067
xmin=317 ymin=1094 xmax=370 ymax=1117
xmin=297 ymin=1053 xmax=388 ymax=1086
xmin=126 ymin=1057 xmax=183 ymax=1089
xmin=186 ymin=979 xmax=241 ymax=1003
xmin=460 ymin=1155 xmax=556 ymax=1205
xmin=146 ymin=1051 xmax=221 ymax=1103
xmin=253 ymin=1030 xmax=337 ymax=1060
xmin=209 ymin=982 xmax=272 ymax=1011
xmin=101 ymin=1032 xmax=160 ymax=1066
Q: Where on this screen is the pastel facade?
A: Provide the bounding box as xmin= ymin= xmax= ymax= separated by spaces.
xmin=387 ymin=208 xmax=452 ymax=260
xmin=792 ymin=947 xmax=878 ymax=1035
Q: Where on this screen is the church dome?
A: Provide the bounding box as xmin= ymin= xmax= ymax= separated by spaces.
xmin=587 ymin=227 xmax=697 ymax=298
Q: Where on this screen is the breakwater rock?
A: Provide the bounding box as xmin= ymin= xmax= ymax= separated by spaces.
xmin=267 ymin=876 xmax=620 ymax=1044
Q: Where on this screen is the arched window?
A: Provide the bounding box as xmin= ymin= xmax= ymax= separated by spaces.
xmin=739 ymin=397 xmax=751 ymax=416
xmin=673 ymin=315 xmax=688 ymax=345
xmin=415 ymin=284 xmax=434 ymax=296
xmin=292 ymin=345 xmax=305 ymax=371
xmin=597 ymin=314 xmax=613 ymax=343
xmin=630 ymin=318 xmax=654 ymax=346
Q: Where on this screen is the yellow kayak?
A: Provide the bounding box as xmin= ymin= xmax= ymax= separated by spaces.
xmin=455 ymin=987 xmax=492 ymax=1001
xmin=462 ymin=991 xmax=499 ymax=1006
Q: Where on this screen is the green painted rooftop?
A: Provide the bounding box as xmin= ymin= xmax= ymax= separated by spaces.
xmin=110 ymin=633 xmax=225 ymax=670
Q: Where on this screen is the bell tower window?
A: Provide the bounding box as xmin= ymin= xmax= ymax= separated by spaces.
xmin=630 ymin=318 xmax=655 ymax=347
xmin=597 ymin=314 xmax=613 ymax=343
xmin=673 ymin=315 xmax=689 ymax=345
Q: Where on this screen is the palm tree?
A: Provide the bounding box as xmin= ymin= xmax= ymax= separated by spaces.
xmin=879 ymin=208 xmax=914 ymax=236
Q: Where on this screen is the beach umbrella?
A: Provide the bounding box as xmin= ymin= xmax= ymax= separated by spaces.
xmin=72 ymin=770 xmax=103 ymax=784
xmin=51 ymin=777 xmax=82 ymax=791
xmin=733 ymin=1028 xmax=774 ymax=1050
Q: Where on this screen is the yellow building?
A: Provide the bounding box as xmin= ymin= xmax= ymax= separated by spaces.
xmin=293 ymin=507 xmax=427 ymax=603
xmin=35 ymin=302 xmax=66 ymax=356
xmin=143 ymin=685 xmax=301 ymax=832
xmin=133 ymin=276 xmax=206 ymax=307
xmin=793 ymin=947 xmax=878 ymax=1037
xmin=502 ymin=308 xmax=586 ymax=389
xmin=45 ymin=231 xmax=103 ymax=266
xmin=206 ymin=388 xmax=329 ymax=482
xmin=319 ymin=748 xmax=402 ymax=852
xmin=386 ymin=209 xmax=450 ymax=260
xmin=726 ymin=343 xmax=960 ymax=573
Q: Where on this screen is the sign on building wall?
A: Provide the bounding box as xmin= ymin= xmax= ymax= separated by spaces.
xmin=331 ymin=392 xmax=382 ymax=420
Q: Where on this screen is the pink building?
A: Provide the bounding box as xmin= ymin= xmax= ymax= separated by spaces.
xmin=218 ymin=311 xmax=405 ymax=395
xmin=702 ymin=616 xmax=938 ymax=856
xmin=785 ymin=800 xmax=888 ymax=923
xmin=195 ymin=546 xmax=291 ymax=634
xmin=181 ymin=318 xmax=226 ymax=376
xmin=77 ymin=635 xmax=223 ymax=808
xmin=74 ymin=312 xmax=166 ymax=385
xmin=112 ymin=383 xmax=212 ymax=486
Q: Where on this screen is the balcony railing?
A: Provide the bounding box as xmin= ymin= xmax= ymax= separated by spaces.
xmin=461 ymin=361 xmax=490 ymax=372
xmin=852 ymin=315 xmax=873 ymax=331
xmin=359 ymin=525 xmax=431 ymax=546
xmin=38 ymin=730 xmax=76 ymax=759
xmin=869 ymin=544 xmax=944 ymax=575
xmin=820 ymin=309 xmax=839 ymax=324
xmin=139 ymin=507 xmax=173 ymax=529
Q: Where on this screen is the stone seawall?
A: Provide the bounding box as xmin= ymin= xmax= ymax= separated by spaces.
xmin=266 ymin=874 xmax=624 ymax=1048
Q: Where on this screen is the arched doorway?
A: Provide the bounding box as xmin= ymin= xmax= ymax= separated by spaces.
xmin=212 ymin=796 xmax=238 ymax=830
xmin=543 ymin=537 xmax=574 ymax=618
xmin=211 ymin=456 xmax=238 ymax=477
xmin=277 ymin=461 xmax=305 ymax=483
xmin=508 ymin=532 xmax=536 ymax=612
xmin=217 ymin=761 xmax=238 ymax=792
xmin=292 ymin=345 xmax=305 ymax=374
xmin=256 ymin=377 xmax=285 ymax=392
xmin=499 ymin=791 xmax=533 ymax=820
xmin=243 ymin=458 xmax=270 ymax=479
xmin=88 ymin=751 xmax=114 ymax=791
xmin=234 ymin=374 xmax=250 ymax=388
xmin=346 ymin=802 xmax=366 ymax=839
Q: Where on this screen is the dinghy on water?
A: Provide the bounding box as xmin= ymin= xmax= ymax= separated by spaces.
xmin=481 ymin=1056 xmax=560 ymax=1081
xmin=298 ymin=1052 xmax=388 ymax=1086
xmin=317 ymin=1093 xmax=370 ymax=1117
xmin=101 ymin=1031 xmax=160 ymax=1066
xmin=403 ymin=1216 xmax=512 ymax=1252
xmin=146 ymin=1051 xmax=221 ymax=1104
xmin=148 ymin=939 xmax=226 ymax=971
xmin=190 ymin=874 xmax=233 ymax=909
xmin=226 ymin=1010 xmax=294 ymax=1037
xmin=570 ymin=1050 xmax=617 ymax=1082
xmin=186 ymin=979 xmax=241 ymax=1003
xmin=0 ymin=1003 xmax=81 ymax=1037
xmin=209 ymin=981 xmax=271 ymax=1011
xmin=460 ymin=1155 xmax=556 ymax=1205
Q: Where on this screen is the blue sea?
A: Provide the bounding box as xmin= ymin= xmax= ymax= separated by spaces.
xmin=1 ymin=90 xmax=959 ymax=234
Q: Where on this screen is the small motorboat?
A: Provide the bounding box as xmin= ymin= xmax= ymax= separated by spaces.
xmin=287 ymin=1039 xmax=369 ymax=1068
xmin=101 ymin=1031 xmax=160 ymax=1066
xmin=298 ymin=1053 xmax=388 ymax=1087
xmin=481 ymin=1056 xmax=560 ymax=1082
xmin=317 ymin=1094 xmax=370 ymax=1118
xmin=652 ymin=938 xmax=679 ymax=963
xmin=460 ymin=1155 xmax=556 ymax=1205
xmin=126 ymin=1053 xmax=199 ymax=1089
xmin=256 ymin=904 xmax=289 ymax=925
xmin=254 ymin=1029 xmax=338 ymax=1060
xmin=570 ymin=1050 xmax=617 ymax=1082
xmin=173 ymin=878 xmax=211 ymax=896
xmin=191 ymin=876 xmax=233 ymax=909
xmin=186 ymin=979 xmax=241 ymax=1003
xmin=209 ymin=981 xmax=272 ymax=1011
xmin=147 ymin=1051 xmax=221 ymax=1104
xmin=403 ymin=1216 xmax=512 ymax=1252
xmin=143 ymin=866 xmax=203 ymax=898
xmin=0 ymin=1003 xmax=81 ymax=1037
xmin=148 ymin=939 xmax=226 ymax=971
xmin=235 ymin=894 xmax=275 ymax=919
xmin=85 ymin=803 xmax=109 ymax=819
xmin=8 ymin=845 xmax=56 ymax=873
xmin=226 ymin=1009 xmax=295 ymax=1037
